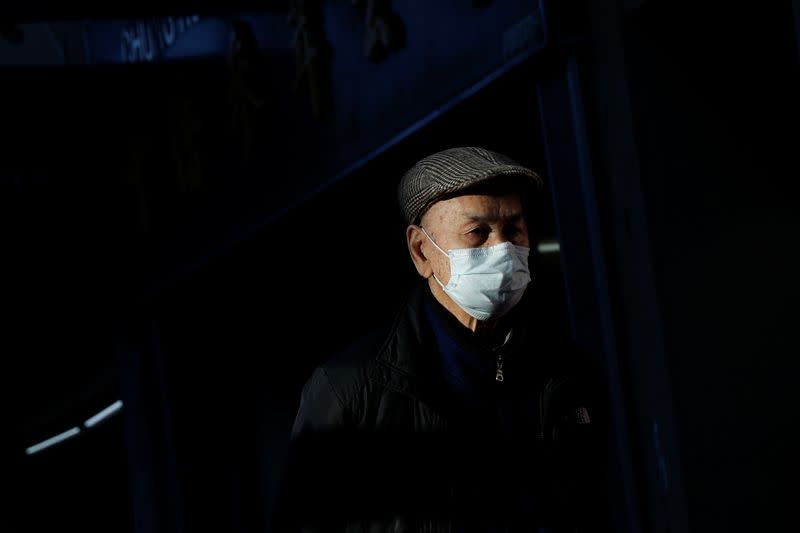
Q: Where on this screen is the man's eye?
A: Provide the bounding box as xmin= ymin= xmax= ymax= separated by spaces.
xmin=468 ymin=227 xmax=489 ymax=236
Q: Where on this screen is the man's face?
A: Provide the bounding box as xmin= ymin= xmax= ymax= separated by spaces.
xmin=418 ymin=192 xmax=529 ymax=286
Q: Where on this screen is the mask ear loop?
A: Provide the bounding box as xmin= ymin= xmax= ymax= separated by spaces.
xmin=419 ymin=226 xmax=448 ymax=256
xmin=419 ymin=226 xmax=449 ymax=290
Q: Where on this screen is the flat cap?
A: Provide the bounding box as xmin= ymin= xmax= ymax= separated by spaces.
xmin=397 ymin=146 xmax=543 ymax=225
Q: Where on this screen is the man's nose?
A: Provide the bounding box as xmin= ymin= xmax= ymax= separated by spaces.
xmin=487 ymin=235 xmax=511 ymax=246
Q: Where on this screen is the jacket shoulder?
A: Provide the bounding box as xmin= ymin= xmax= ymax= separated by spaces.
xmin=310 ymin=323 xmax=392 ymax=409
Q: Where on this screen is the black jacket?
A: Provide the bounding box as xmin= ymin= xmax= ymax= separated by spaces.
xmin=273 ymin=282 xmax=609 ymax=533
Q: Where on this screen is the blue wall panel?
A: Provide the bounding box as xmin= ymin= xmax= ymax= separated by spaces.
xmin=83 ymin=2 xmax=547 ymax=290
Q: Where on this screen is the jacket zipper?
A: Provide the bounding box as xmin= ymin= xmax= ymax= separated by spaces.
xmin=493 ymin=330 xmax=513 ymax=383
xmin=495 ymin=352 xmax=504 ymax=382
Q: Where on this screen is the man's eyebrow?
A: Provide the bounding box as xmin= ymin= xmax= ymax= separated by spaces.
xmin=463 ymin=212 xmax=524 ymax=223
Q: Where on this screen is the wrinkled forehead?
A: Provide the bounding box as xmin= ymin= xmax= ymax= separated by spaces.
xmin=416 ymin=175 xmax=531 ymax=226
xmin=420 ymin=191 xmax=526 ymax=230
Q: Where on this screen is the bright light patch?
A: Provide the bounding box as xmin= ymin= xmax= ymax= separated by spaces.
xmin=84 ymin=400 xmax=124 ymax=428
xmin=25 ymin=427 xmax=81 ymax=456
xmin=537 ymin=242 xmax=560 ymax=254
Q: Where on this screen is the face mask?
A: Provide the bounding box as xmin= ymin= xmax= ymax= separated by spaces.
xmin=421 ymin=227 xmax=532 ymax=321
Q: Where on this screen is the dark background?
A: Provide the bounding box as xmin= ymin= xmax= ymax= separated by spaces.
xmin=2 ymin=1 xmax=799 ymax=533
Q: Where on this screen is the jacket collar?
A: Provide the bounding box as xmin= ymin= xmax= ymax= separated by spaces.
xmin=370 ymin=282 xmax=451 ymax=415
xmin=370 ymin=281 xmax=538 ymax=420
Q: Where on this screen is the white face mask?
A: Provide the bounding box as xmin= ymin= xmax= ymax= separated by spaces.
xmin=421 ymin=227 xmax=532 ymax=321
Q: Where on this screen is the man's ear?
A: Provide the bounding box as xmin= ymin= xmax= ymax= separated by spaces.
xmin=406 ymin=225 xmax=433 ymax=279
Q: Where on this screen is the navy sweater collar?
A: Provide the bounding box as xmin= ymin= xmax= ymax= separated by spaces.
xmin=422 ymin=288 xmax=511 ymax=408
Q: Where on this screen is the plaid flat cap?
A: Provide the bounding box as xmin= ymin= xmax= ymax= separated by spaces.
xmin=397 ymin=146 xmax=543 ymax=225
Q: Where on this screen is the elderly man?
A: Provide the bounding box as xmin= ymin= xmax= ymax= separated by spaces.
xmin=273 ymin=147 xmax=608 ymax=533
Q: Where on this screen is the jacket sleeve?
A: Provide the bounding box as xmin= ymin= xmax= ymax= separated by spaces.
xmin=271 ymin=366 xmax=350 ymax=533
